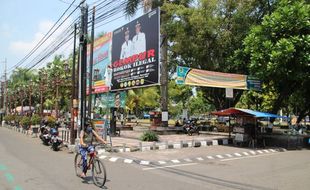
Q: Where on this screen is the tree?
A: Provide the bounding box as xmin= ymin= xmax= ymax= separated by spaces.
xmin=240 ymin=0 xmax=309 ymax=122
xmin=164 ymin=0 xmax=276 ymax=110
xmin=126 ymin=87 xmax=160 ymax=115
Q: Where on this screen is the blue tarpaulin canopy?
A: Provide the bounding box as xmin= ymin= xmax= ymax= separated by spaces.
xmin=212 ymin=108 xmax=285 ymax=118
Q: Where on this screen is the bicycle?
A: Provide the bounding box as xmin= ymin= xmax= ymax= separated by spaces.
xmin=74 ymin=144 xmax=107 ymax=187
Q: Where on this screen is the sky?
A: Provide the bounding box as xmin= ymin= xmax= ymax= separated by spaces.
xmin=0 ymin=0 xmax=143 ymax=78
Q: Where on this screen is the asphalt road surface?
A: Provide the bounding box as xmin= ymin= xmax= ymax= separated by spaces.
xmin=1 ymin=126 xmax=310 ymax=190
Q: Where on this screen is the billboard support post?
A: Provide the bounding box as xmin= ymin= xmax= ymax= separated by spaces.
xmin=160 ymin=33 xmax=168 ymax=127
xmin=88 ymin=6 xmax=95 ymax=118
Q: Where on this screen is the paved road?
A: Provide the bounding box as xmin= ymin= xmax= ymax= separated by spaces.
xmin=1 ymin=127 xmax=310 ymax=190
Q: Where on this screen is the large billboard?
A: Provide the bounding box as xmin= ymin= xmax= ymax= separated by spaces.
xmin=87 ymin=32 xmax=112 ymax=94
xmin=110 ymin=8 xmax=160 ymax=91
xmin=176 ymin=66 xmax=248 ymax=90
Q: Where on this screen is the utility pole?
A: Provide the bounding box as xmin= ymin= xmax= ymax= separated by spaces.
xmin=160 ymin=24 xmax=168 ymax=127
xmin=70 ymin=23 xmax=77 ymax=145
xmin=79 ymin=0 xmax=88 ymax=131
xmin=88 ymin=6 xmax=95 ymax=118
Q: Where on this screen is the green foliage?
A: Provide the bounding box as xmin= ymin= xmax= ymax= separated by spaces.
xmin=20 ymin=116 xmax=31 ymax=128
xmin=126 ymin=87 xmax=160 ymax=115
xmin=139 ymin=131 xmax=159 ymax=142
xmin=169 ymin=80 xmax=192 ymax=107
xmin=4 ymin=115 xmax=14 ymax=123
xmin=188 ymin=91 xmax=214 ymax=115
xmin=240 ymin=0 xmax=310 ymax=117
xmin=31 ymin=114 xmax=41 ymax=125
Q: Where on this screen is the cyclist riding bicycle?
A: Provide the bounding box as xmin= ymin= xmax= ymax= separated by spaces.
xmin=79 ymin=118 xmax=106 ymax=178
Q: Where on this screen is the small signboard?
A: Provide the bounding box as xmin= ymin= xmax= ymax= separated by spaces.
xmin=225 ymin=88 xmax=233 ymax=98
xmin=247 ymin=76 xmax=262 ymax=91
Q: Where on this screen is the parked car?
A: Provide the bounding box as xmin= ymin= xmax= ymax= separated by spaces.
xmin=143 ymin=113 xmax=150 ymax=119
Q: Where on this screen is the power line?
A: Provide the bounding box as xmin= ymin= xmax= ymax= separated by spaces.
xmin=7 ymin=0 xmax=80 ymax=73
xmin=22 ymin=0 xmax=135 ymax=73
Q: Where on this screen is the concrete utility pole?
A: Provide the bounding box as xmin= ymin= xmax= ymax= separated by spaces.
xmin=160 ymin=18 xmax=169 ymax=127
xmin=88 ymin=6 xmax=95 ymax=118
xmin=79 ymin=0 xmax=88 ymax=131
xmin=70 ymin=23 xmax=77 ymax=145
xmin=0 ymin=59 xmax=7 ymax=115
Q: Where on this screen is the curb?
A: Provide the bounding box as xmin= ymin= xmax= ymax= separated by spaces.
xmin=97 ymin=138 xmax=233 ymax=153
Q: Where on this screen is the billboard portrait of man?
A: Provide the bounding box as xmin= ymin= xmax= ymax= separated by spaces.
xmin=120 ymin=27 xmax=133 ymax=59
xmin=132 ymin=21 xmax=146 ymax=55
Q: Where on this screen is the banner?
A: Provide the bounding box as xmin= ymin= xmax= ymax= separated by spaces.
xmin=87 ymin=32 xmax=112 ymax=94
xmin=110 ymin=8 xmax=160 ymax=91
xmin=176 ymin=66 xmax=248 ymax=90
xmin=93 ymin=92 xmax=126 ymax=109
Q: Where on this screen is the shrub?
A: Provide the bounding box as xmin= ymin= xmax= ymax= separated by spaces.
xmin=31 ymin=114 xmax=41 ymax=125
xmin=139 ymin=131 xmax=159 ymax=142
xmin=21 ymin=116 xmax=31 ymax=129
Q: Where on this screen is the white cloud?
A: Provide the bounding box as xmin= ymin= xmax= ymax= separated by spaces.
xmin=9 ymin=20 xmax=54 ymax=55
xmin=9 ymin=18 xmax=73 ymax=60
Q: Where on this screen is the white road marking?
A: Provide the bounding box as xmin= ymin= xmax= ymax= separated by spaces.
xmin=140 ymin=161 xmax=150 ymax=165
xmin=196 ymin=157 xmax=204 ymax=161
xmin=269 ymin=149 xmax=276 ymax=152
xmin=124 ymin=159 xmax=133 ymax=164
xmin=234 ymin=153 xmax=242 ymax=157
xmin=97 ymin=149 xmax=106 ymax=154
xmin=216 ymin=155 xmax=224 ymax=159
xmin=184 ymin=158 xmax=192 ymax=162
xmin=243 ymin=152 xmax=249 ymax=156
xmin=158 ymin=161 xmax=167 ymax=165
xmin=207 ymin=156 xmax=214 ymax=159
xmin=225 ymin=154 xmax=233 ymax=158
xmin=257 ymin=150 xmax=264 ymax=154
xmin=142 ymin=163 xmax=198 ymax=171
xmin=171 ymin=159 xmax=180 ymax=164
xmin=109 ymin=157 xmax=118 ymax=162
xmin=250 ymin=151 xmax=256 ymax=155
xmin=221 ymin=152 xmax=281 ymax=162
xmin=99 ymin=155 xmax=107 ymax=160
xmin=263 ymin=150 xmax=269 ymax=153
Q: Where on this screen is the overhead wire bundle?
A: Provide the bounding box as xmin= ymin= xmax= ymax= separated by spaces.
xmin=9 ymin=0 xmax=142 ymax=74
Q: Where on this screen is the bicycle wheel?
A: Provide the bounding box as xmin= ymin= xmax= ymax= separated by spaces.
xmin=92 ymin=158 xmax=107 ymax=187
xmin=74 ymin=153 xmax=83 ymax=177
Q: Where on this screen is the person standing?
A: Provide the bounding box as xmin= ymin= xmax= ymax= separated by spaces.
xmin=120 ymin=27 xmax=133 ymax=59
xmin=132 ymin=21 xmax=146 ymax=55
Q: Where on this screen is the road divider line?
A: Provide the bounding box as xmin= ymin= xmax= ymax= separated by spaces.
xmin=140 ymin=161 xmax=150 ymax=165
xmin=234 ymin=153 xmax=242 ymax=157
xmin=109 ymin=157 xmax=119 ymax=162
xmin=243 ymin=152 xmax=249 ymax=156
xmin=220 ymin=152 xmax=281 ymax=162
xmin=196 ymin=157 xmax=204 ymax=161
xmin=124 ymin=159 xmax=133 ymax=164
xmin=142 ymin=163 xmax=198 ymax=171
xmin=207 ymin=156 xmax=214 ymax=159
xmin=171 ymin=159 xmax=180 ymax=164
xmin=216 ymin=155 xmax=224 ymax=159
xmin=184 ymin=158 xmax=192 ymax=162
xmin=158 ymin=161 xmax=167 ymax=165
xmin=99 ymin=155 xmax=107 ymax=160
xmin=225 ymin=154 xmax=233 ymax=158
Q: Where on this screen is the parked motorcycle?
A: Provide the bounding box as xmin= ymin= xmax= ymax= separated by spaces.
xmin=50 ymin=127 xmax=62 ymax=151
xmin=39 ymin=125 xmax=51 ymax=145
xmin=183 ymin=119 xmax=200 ymax=136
